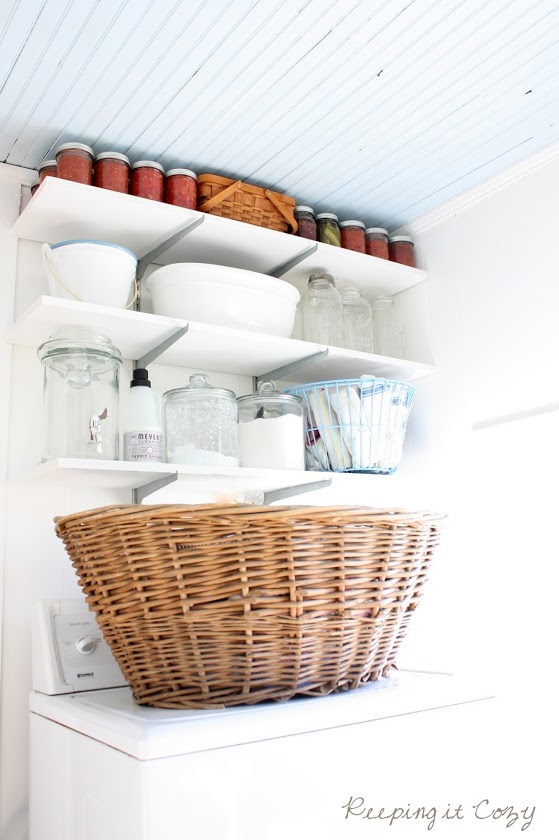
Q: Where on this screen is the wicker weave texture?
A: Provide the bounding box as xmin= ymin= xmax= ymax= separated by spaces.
xmin=197 ymin=173 xmax=297 ymax=233
xmin=55 ymin=504 xmax=443 ymax=709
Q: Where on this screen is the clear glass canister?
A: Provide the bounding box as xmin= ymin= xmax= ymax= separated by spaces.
xmin=315 ymin=213 xmax=341 ymax=247
xmin=37 ymin=329 xmax=122 ymax=461
xmin=237 ymin=381 xmax=304 ymax=470
xmin=340 ymin=286 xmax=373 ymax=352
xmin=370 ymin=296 xmax=405 ymax=358
xmin=164 ymin=373 xmax=239 ymax=466
xmin=301 ymin=272 xmax=344 ymax=346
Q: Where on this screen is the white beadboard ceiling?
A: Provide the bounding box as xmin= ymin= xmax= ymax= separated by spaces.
xmin=1 ymin=0 xmax=558 ymax=229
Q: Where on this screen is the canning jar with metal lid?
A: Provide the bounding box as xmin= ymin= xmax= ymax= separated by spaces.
xmin=294 ymin=205 xmax=317 ymax=241
xmin=31 ymin=178 xmax=40 ymax=196
xmin=389 ymin=235 xmax=415 ymax=267
xmin=38 ymin=159 xmax=57 ymax=182
xmin=130 ymin=160 xmax=165 ymax=202
xmin=37 ymin=329 xmax=122 ymax=461
xmin=55 ymin=143 xmax=94 ymax=185
xmin=237 ymin=380 xmax=304 ymax=470
xmin=365 ymin=228 xmax=389 ymax=259
xmin=164 ymin=168 xmax=197 ymax=209
xmin=339 ymin=220 xmax=366 ymax=253
xmin=94 ymin=151 xmax=130 ymax=193
xmin=315 ymin=212 xmax=341 ymax=247
xmin=163 ymin=373 xmax=239 ymax=466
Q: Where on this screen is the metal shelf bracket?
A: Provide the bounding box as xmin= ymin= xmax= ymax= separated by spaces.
xmin=136 ymin=215 xmax=205 ymax=282
xmin=236 ymin=477 xmax=332 ymax=506
xmin=268 ymin=243 xmax=318 ymax=278
xmin=256 ymin=348 xmax=329 ymax=385
xmin=134 ymin=325 xmax=189 ymax=369
xmin=132 ymin=472 xmax=178 ymax=505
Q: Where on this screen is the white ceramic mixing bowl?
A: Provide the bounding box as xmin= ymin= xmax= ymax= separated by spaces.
xmin=146 ymin=263 xmax=300 ymax=337
xmin=43 ymin=240 xmax=137 ymax=308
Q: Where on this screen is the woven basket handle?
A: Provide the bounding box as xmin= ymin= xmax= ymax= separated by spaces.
xmin=265 ymin=189 xmax=298 ymax=233
xmin=198 ymin=180 xmax=244 ymax=212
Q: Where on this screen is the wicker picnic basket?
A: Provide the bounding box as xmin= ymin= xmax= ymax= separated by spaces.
xmin=55 ymin=503 xmax=444 ymax=709
xmin=197 ymin=173 xmax=298 ymax=233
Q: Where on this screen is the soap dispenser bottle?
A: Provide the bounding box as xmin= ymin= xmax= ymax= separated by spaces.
xmin=122 ymin=368 xmax=163 ymax=462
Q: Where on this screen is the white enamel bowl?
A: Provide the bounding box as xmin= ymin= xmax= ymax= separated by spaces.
xmin=146 ymin=263 xmax=300 ymax=337
xmin=43 ymin=240 xmax=137 ymax=308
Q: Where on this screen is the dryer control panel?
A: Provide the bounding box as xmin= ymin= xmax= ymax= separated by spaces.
xmin=32 ymin=599 xmax=127 ymax=694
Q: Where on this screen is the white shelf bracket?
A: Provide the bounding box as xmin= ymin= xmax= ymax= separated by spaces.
xmin=134 ymin=325 xmax=189 ymax=368
xmin=268 ymin=243 xmax=318 ymax=278
xmin=256 ymin=348 xmax=329 ymax=385
xmin=136 ymin=215 xmax=205 ymax=282
xmin=132 ymin=472 xmax=178 ymax=504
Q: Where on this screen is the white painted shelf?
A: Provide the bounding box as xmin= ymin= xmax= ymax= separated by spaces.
xmin=5 ymin=296 xmax=434 ymax=382
xmin=14 ymin=177 xmax=427 ymax=298
xmin=21 ymin=458 xmax=327 ymax=499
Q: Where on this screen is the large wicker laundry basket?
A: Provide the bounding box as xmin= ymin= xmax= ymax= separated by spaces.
xmin=55 ymin=504 xmax=444 ymax=709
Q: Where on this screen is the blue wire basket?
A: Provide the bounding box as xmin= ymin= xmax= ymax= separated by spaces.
xmin=285 ymin=377 xmax=415 ymax=474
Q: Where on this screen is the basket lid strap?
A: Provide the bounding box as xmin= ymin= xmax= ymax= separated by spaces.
xmin=198 ymin=179 xmax=244 ymax=212
xmin=265 ymin=189 xmax=298 ymax=233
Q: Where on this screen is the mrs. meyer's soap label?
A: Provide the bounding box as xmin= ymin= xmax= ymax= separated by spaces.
xmin=124 ymin=431 xmax=163 ymax=462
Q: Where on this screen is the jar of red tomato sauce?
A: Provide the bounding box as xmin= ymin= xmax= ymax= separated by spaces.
xmin=294 ymin=206 xmax=317 ymax=240
xmin=94 ymin=152 xmax=130 ymax=193
xmin=130 ymin=161 xmax=164 ymax=201
xmin=38 ymin=159 xmax=57 ymax=183
xmin=339 ymin=220 xmax=366 ymax=253
xmin=164 ymin=169 xmax=197 ymax=209
xmin=55 ymin=143 xmax=94 ymax=185
xmin=31 ymin=179 xmax=40 ymax=196
xmin=389 ymin=235 xmax=415 ymax=267
xmin=365 ymin=228 xmax=389 ymax=259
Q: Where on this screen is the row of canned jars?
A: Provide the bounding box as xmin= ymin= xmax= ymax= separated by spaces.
xmin=294 ymin=205 xmax=415 ymax=267
xmin=31 ymin=142 xmax=197 ymax=208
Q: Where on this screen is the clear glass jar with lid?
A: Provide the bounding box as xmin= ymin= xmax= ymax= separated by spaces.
xmin=340 ymin=286 xmax=373 ymax=352
xmin=294 ymin=206 xmax=317 ymax=240
xmin=301 ymin=272 xmax=344 ymax=346
xmin=163 ymin=373 xmax=239 ymax=466
xmin=237 ymin=381 xmax=304 ymax=470
xmin=55 ymin=143 xmax=94 ymax=185
xmin=339 ymin=220 xmax=366 ymax=253
xmin=315 ymin=213 xmax=341 ymax=247
xmin=37 ymin=329 xmax=122 ymax=461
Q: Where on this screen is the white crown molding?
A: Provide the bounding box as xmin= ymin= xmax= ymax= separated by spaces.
xmin=400 ymin=138 xmax=559 ymax=235
xmin=0 ymin=161 xmax=36 ymax=186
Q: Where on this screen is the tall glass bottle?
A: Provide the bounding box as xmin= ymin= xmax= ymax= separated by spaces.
xmin=340 ymin=286 xmax=373 ymax=352
xmin=301 ymin=272 xmax=344 ymax=346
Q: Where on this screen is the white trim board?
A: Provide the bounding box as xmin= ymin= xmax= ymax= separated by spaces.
xmin=395 ymin=136 xmax=559 ymax=235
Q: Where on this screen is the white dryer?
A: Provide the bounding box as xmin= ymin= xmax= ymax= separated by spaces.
xmin=30 ymin=600 xmax=495 ymax=840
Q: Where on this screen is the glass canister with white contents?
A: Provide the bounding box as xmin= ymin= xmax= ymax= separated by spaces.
xmin=163 ymin=373 xmax=239 ymax=466
xmin=237 ymin=381 xmax=305 ymax=470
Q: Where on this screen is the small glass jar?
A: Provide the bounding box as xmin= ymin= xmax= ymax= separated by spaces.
xmin=55 ymin=143 xmax=94 ymax=185
xmin=38 ymin=159 xmax=57 ymax=183
xmin=294 ymin=205 xmax=317 ymax=240
xmin=365 ymin=228 xmax=389 ymax=259
xmin=301 ymin=272 xmax=344 ymax=346
xmin=37 ymin=329 xmax=122 ymax=461
xmin=130 ymin=160 xmax=165 ymax=201
xmin=94 ymin=151 xmax=130 ymax=193
xmin=339 ymin=220 xmax=366 ymax=253
xmin=389 ymin=235 xmax=415 ymax=267
xmin=315 ymin=213 xmax=341 ymax=247
xmin=30 ymin=178 xmax=40 ymax=196
xmin=237 ymin=381 xmax=305 ymax=470
xmin=164 ymin=373 xmax=239 ymax=466
xmin=370 ymin=296 xmax=405 ymax=358
xmin=164 ymin=168 xmax=197 ymax=209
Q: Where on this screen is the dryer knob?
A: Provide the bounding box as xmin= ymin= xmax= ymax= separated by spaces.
xmin=75 ymin=636 xmax=97 ymax=655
